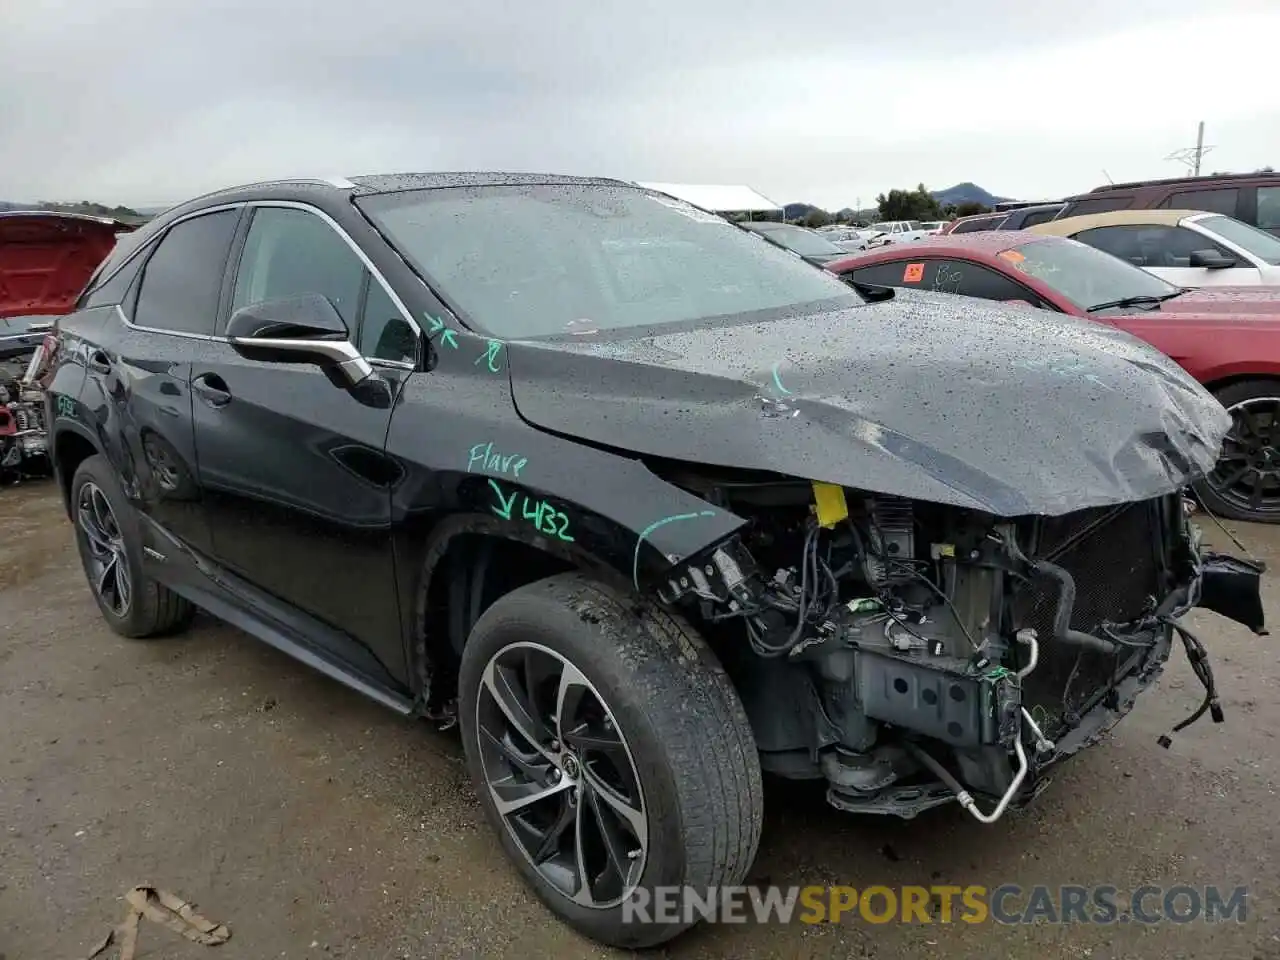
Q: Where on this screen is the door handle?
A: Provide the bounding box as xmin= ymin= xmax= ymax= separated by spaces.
xmin=87 ymin=350 xmax=112 ymax=374
xmin=191 ymin=373 xmax=232 ymax=408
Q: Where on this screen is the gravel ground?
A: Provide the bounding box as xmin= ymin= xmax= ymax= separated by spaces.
xmin=1 ymin=481 xmax=1277 ymax=960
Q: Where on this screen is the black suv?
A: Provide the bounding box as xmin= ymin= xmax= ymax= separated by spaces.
xmin=45 ymin=173 xmax=1262 ymax=947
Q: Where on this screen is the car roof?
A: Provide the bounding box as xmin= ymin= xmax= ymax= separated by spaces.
xmin=112 ymin=172 xmax=646 ymax=253
xmin=1080 ymin=171 xmax=1278 ymax=194
xmin=1029 ymin=209 xmax=1207 ymax=235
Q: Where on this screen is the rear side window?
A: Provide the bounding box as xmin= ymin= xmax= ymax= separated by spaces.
xmin=132 ymin=211 xmax=240 ymax=335
xmin=1161 ymin=188 xmax=1238 ymax=216
xmin=1017 ymin=207 xmax=1062 ymax=228
xmin=1061 ymin=197 xmax=1132 ymax=216
xmin=951 ymin=215 xmax=1004 ymax=234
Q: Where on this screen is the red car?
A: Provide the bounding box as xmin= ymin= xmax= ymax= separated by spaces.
xmin=828 ymin=231 xmax=1280 ymax=524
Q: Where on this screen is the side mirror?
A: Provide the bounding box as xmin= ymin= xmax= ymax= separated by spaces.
xmin=226 ymin=294 xmax=373 ymax=389
xmin=1189 ymin=249 xmax=1236 ymax=269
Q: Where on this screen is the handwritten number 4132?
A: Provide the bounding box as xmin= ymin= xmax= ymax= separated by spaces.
xmin=489 ymin=480 xmax=574 ymax=542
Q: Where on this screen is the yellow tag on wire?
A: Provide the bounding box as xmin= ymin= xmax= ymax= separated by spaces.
xmin=811 ymin=482 xmax=849 ymax=528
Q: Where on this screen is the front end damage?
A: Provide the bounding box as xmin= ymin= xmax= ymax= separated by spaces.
xmin=655 ymin=478 xmax=1265 ymax=823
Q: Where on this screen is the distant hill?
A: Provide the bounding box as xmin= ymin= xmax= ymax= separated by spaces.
xmin=930 ymin=182 xmax=1010 ymax=209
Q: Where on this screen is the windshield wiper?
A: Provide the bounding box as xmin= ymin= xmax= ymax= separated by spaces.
xmin=1087 ymin=291 xmax=1184 ymax=312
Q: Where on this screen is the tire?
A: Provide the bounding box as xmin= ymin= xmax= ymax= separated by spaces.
xmin=457 ymin=572 xmax=762 ymax=948
xmin=70 ymin=454 xmax=195 ymax=638
xmin=1194 ymin=379 xmax=1280 ymax=524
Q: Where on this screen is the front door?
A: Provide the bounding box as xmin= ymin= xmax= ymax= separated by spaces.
xmin=189 ymin=204 xmax=420 ymax=682
xmin=1074 ymin=224 xmax=1262 ymax=288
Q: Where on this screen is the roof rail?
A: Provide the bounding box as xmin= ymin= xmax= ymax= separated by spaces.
xmin=1088 ymin=171 xmax=1272 ymax=193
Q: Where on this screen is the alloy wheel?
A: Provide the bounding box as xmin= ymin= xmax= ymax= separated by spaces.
xmin=77 ymin=480 xmax=132 ymax=617
xmin=474 ymin=641 xmax=648 ymax=908
xmin=1206 ymin=396 xmax=1280 ymax=520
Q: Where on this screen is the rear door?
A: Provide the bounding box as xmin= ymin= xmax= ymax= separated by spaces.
xmin=79 ymin=207 xmax=242 ymax=555
xmin=189 ymin=202 xmax=419 ymax=681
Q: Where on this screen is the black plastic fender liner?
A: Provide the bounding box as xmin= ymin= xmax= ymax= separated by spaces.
xmin=1197 ymin=552 xmax=1267 ymax=635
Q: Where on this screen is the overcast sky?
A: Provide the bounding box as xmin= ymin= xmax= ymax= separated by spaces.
xmin=3 ymin=0 xmax=1277 ymax=210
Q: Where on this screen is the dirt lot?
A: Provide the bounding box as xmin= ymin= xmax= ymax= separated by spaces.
xmin=1 ymin=481 xmax=1278 ymax=960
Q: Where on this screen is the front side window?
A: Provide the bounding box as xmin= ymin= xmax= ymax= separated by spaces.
xmin=356 ymin=185 xmax=859 ymax=339
xmin=232 ymin=208 xmax=364 ymax=328
xmin=997 ymin=238 xmax=1180 ymax=311
xmin=1196 ymin=214 xmax=1280 ymax=265
xmin=841 ymin=258 xmax=1044 ymax=305
xmin=1163 ymin=187 xmax=1239 ymax=216
xmin=132 ymin=210 xmax=240 ymax=335
xmin=1072 ymin=224 xmax=1237 ymax=268
xmin=230 ymin=207 xmax=417 ymax=362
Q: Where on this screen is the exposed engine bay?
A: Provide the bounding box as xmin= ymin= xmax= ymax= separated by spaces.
xmin=657 ymin=474 xmax=1263 ymax=824
xmin=0 ymin=351 xmax=50 ymax=484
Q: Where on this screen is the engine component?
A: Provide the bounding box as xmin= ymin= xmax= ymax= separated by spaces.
xmin=863 ymin=495 xmax=914 ymax=586
xmin=0 ymin=359 xmax=50 ymax=483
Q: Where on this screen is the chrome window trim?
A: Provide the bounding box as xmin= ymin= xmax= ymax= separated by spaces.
xmin=113 ymin=199 xmax=425 ymax=368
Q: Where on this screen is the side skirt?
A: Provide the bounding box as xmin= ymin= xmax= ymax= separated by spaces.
xmin=137 ymin=516 xmax=416 ymax=717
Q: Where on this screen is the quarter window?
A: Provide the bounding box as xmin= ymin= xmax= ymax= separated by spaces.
xmin=132 ymin=210 xmax=240 ymax=335
xmin=359 ymin=277 xmax=417 ymax=364
xmin=1072 ymin=225 xmax=1237 ymax=267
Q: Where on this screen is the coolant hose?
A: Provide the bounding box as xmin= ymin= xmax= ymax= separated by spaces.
xmin=1032 ymin=559 xmax=1119 ymax=655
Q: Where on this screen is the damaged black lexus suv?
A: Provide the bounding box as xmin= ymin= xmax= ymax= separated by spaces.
xmin=46 ymin=174 xmax=1265 ymax=947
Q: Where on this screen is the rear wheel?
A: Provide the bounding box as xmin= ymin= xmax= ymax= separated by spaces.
xmin=457 ymin=572 xmax=762 ymax=948
xmin=1197 ymin=380 xmax=1280 ymax=523
xmin=70 ymin=455 xmax=194 ymax=637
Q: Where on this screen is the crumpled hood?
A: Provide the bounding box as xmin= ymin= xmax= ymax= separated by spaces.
xmin=506 ymin=288 xmax=1230 ymax=517
xmin=0 ymin=212 xmax=129 ymax=319
xmin=1157 ymin=286 xmax=1280 ymax=318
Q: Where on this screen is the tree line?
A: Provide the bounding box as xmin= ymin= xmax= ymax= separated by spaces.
xmin=795 ymin=184 xmax=991 ymax=228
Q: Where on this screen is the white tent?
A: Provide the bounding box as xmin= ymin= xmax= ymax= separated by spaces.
xmin=636 ymin=182 xmax=782 ymax=215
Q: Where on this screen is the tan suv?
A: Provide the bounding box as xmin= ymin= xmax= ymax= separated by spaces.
xmin=1056 ymin=172 xmax=1280 ymax=237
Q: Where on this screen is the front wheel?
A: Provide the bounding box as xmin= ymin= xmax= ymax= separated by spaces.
xmin=1196 ymin=379 xmax=1280 ymax=524
xmin=457 ymin=572 xmax=762 ymax=948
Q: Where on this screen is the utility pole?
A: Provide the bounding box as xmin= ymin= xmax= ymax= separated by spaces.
xmin=1165 ymin=121 xmax=1215 ymax=176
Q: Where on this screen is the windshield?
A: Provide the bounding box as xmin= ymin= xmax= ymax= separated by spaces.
xmin=356 ymin=185 xmax=860 ymax=338
xmin=1198 ymin=215 xmax=1280 ymax=265
xmin=1000 ymin=237 xmax=1181 ymax=311
xmin=751 ymin=223 xmax=846 ymax=256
